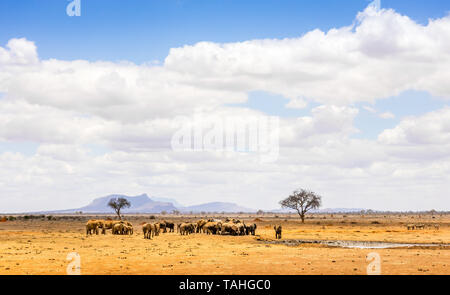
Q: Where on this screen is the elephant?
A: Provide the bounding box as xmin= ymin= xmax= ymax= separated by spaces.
xmin=415 ymin=224 xmax=425 ymax=230
xmin=188 ymin=223 xmax=196 ymax=234
xmin=113 ymin=223 xmax=124 ymax=235
xmin=274 ymin=225 xmax=282 ymax=239
xmin=103 ymin=220 xmax=124 ymax=233
xmin=220 ymin=222 xmax=239 ymax=235
xmin=158 ymin=221 xmax=167 ymax=233
xmin=235 ymin=223 xmax=246 ymax=235
xmin=87 ymin=219 xmax=109 ymax=235
xmin=102 ymin=220 xmax=115 ymax=231
xmin=123 ymin=225 xmax=133 ymax=235
xmin=164 ymin=221 xmax=175 ymax=232
xmin=123 ymin=221 xmax=133 ymax=234
xmin=179 ymin=223 xmax=189 ymax=235
xmin=406 ymin=224 xmax=416 ymax=230
xmin=179 ymin=223 xmax=196 ymax=235
xmin=142 ymin=223 xmax=156 ymax=239
xmin=247 ymin=223 xmax=257 ymax=235
xmin=96 ymin=220 xmax=107 ymax=234
xmin=154 ymin=223 xmax=161 ymax=236
xmin=196 ymin=219 xmax=208 ymax=233
xmin=142 ymin=223 xmax=149 ymax=238
xmin=202 ymin=222 xmax=220 ymax=235
xmin=85 ymin=220 xmax=99 ymax=236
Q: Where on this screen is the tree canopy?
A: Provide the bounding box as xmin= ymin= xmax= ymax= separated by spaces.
xmin=280 ymin=189 xmax=322 ymax=223
xmin=107 ymin=197 xmax=131 ymax=220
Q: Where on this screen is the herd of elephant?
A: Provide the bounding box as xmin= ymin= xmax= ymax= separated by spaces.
xmin=85 ymin=219 xmax=133 ymax=236
xmin=85 ymin=218 xmax=261 ymax=239
xmin=142 ymin=218 xmax=258 ymax=239
xmin=86 ymin=218 xmax=284 ymax=240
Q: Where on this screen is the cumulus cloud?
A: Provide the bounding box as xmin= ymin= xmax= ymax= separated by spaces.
xmin=165 ymin=5 xmax=450 ymax=105
xmin=0 ymin=38 xmax=39 ymax=65
xmin=379 ymin=107 xmax=450 ymax=145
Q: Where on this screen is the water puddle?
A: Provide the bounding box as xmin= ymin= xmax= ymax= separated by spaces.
xmin=263 ymin=239 xmax=450 ymax=249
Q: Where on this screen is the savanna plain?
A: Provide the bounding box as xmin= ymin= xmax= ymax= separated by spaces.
xmin=0 ymin=214 xmax=449 ymax=275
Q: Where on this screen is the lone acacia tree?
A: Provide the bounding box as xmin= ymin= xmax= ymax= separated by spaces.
xmin=280 ymin=189 xmax=322 ymax=223
xmin=108 ymin=197 xmax=131 ymax=220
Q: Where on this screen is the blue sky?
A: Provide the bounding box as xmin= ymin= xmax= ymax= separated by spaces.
xmin=1 ymin=0 xmax=449 ymax=63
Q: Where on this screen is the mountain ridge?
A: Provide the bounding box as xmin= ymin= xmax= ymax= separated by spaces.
xmin=8 ymin=193 xmax=368 ymax=214
xmin=31 ymin=194 xmax=257 ymax=214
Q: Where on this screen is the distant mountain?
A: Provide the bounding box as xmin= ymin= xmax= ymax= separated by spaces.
xmin=45 ymin=193 xmax=177 ymax=214
xmin=36 ymin=194 xmax=255 ymax=214
xmin=180 ymin=202 xmax=256 ymax=213
xmin=150 ymin=196 xmax=184 ymax=208
xmin=268 ymin=208 xmax=367 ymax=214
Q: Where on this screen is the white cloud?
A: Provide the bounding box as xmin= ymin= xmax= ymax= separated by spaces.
xmin=379 ymin=111 xmax=395 ymax=119
xmin=379 ymin=107 xmax=450 ymax=145
xmin=165 ymin=6 xmax=450 ymax=105
xmin=0 ymin=38 xmax=38 ymax=65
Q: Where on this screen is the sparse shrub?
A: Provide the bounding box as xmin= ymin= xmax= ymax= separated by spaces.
xmin=149 ymin=215 xmax=156 ymax=219
xmin=8 ymin=216 xmax=16 ymax=221
xmin=47 ymin=215 xmax=53 ymax=221
xmin=371 ymin=221 xmax=380 ymax=224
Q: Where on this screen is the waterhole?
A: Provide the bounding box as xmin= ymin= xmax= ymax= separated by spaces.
xmin=263 ymin=239 xmax=450 ymax=249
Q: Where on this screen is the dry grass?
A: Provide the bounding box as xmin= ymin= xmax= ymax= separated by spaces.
xmin=0 ymin=214 xmax=449 ymax=275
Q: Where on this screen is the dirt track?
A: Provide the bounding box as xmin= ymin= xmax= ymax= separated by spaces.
xmin=0 ymin=214 xmax=449 ymax=275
